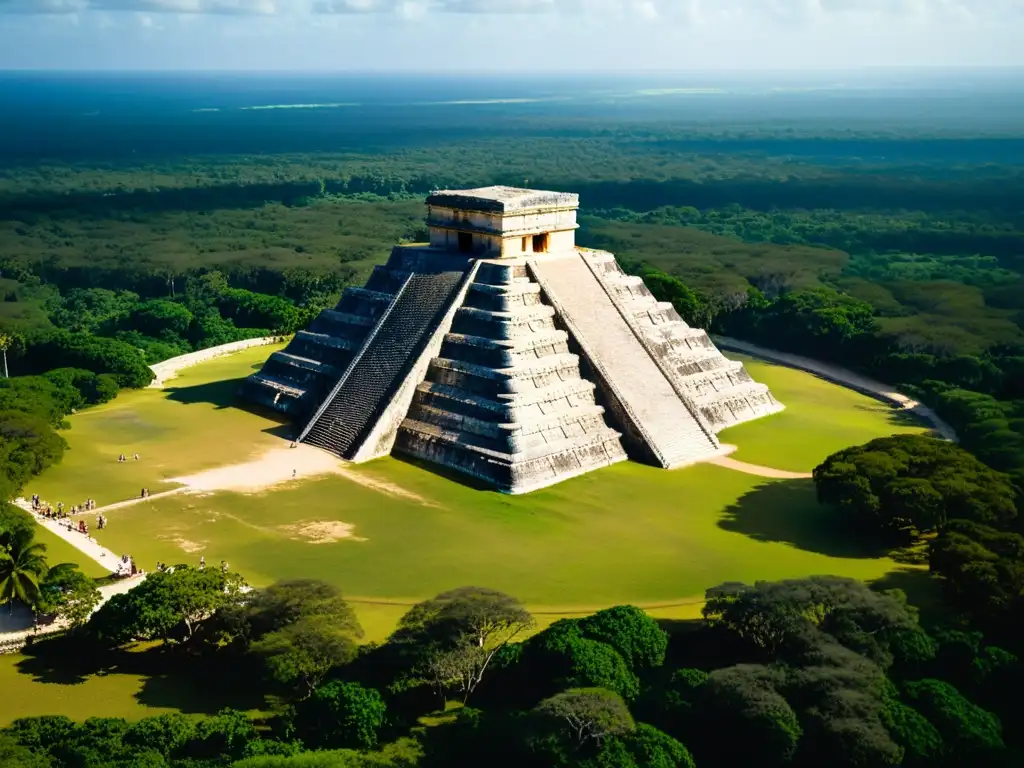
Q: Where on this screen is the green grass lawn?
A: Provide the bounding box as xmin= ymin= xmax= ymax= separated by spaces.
xmin=30 ymin=343 xmax=930 ymax=622
xmin=718 ymin=354 xmax=930 ymax=472
xmin=0 ymin=654 xmax=173 ymax=725
xmin=29 ymin=344 xmax=289 ymax=508
xmin=88 ymin=459 xmax=898 ymax=615
xmin=8 ymin=342 xmax=936 ymax=723
xmin=0 ymin=642 xmax=267 ymax=726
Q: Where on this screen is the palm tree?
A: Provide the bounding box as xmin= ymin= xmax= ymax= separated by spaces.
xmin=0 ymin=529 xmax=49 ymax=613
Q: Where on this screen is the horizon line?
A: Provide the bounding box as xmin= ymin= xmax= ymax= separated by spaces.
xmin=2 ymin=65 xmax=1023 ymax=75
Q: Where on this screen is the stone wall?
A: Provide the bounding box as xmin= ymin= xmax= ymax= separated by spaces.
xmin=148 ymin=336 xmax=284 ymax=388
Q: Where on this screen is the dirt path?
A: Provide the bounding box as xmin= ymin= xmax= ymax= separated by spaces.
xmin=0 ymin=576 xmax=146 ymax=651
xmin=709 ymin=455 xmax=813 ymax=480
xmin=52 ymin=444 xmax=432 ymax=518
xmin=165 ymin=444 xmax=432 ymax=504
xmin=14 ymin=498 xmax=121 ymax=572
xmin=715 ymin=335 xmax=958 ymax=441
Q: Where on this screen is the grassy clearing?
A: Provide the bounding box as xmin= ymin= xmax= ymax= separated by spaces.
xmin=88 ymin=460 xmax=897 ymax=613
xmin=32 ymin=345 xmax=927 ymax=631
xmin=0 ymin=654 xmax=170 ymax=725
xmin=718 ymin=354 xmax=930 ymax=472
xmin=0 ymin=641 xmax=267 ymax=726
xmin=29 ymin=344 xmax=289 ymax=508
xmin=8 ymin=344 xmax=936 ymax=723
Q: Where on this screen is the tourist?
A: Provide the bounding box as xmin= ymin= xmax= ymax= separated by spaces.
xmin=220 ymin=560 xmax=228 ymax=574
xmin=199 ymin=555 xmax=205 ymax=570
xmin=134 ymin=453 xmax=140 ymax=461
xmin=293 ymin=469 xmax=297 ymax=478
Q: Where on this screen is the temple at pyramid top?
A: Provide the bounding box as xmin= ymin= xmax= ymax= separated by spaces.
xmin=241 ymin=187 xmax=784 ymax=494
xmin=426 ymin=186 xmax=580 ymax=257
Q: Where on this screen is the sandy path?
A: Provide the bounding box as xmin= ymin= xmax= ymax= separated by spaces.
xmin=15 ymin=498 xmax=122 ymax=572
xmin=715 ymin=335 xmax=957 ymax=441
xmin=165 ymin=444 xmax=431 ymax=504
xmin=709 ymin=456 xmax=813 ymax=480
xmin=0 ymin=577 xmax=147 ymax=651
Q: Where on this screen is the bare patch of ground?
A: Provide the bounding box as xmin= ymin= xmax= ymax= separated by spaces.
xmin=710 ymin=447 xmax=814 ymax=479
xmin=157 ymin=535 xmax=206 ymax=553
xmin=164 ymin=444 xmax=431 ymax=504
xmin=280 ymin=520 xmax=367 ymax=544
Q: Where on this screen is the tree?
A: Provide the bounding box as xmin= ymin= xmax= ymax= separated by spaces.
xmin=929 ymin=520 xmax=1024 ymax=643
xmin=0 ymin=410 xmax=67 ymax=499
xmin=0 ymin=528 xmax=49 ymax=612
xmin=880 ymin=688 xmax=943 ymax=768
xmin=0 ymin=734 xmax=52 ymax=768
xmin=576 ymin=605 xmax=668 ymax=670
xmin=521 ymin=620 xmax=641 ymax=702
xmin=185 ymin=708 xmax=257 ymax=762
xmin=35 ymin=563 xmax=101 ymax=628
xmin=123 ymin=713 xmax=197 ymax=759
xmin=5 ymin=715 xmax=76 ymax=753
xmin=534 ymin=688 xmax=635 ymax=747
xmin=613 ymin=723 xmax=696 ymax=768
xmin=391 ymin=586 xmax=533 ymax=703
xmin=698 ymin=665 xmax=802 ymax=766
xmin=783 ymin=643 xmax=903 ymax=768
xmin=0 ymin=505 xmax=35 ymax=551
xmin=244 ymin=579 xmax=362 ymax=641
xmin=635 ymin=668 xmax=707 ymax=740
xmin=902 ymin=678 xmax=1004 ymax=760
xmin=703 ymin=576 xmax=921 ymax=667
xmin=253 ymin=617 xmax=360 ymax=698
xmin=129 ymin=300 xmax=194 ymax=339
xmin=87 ymin=565 xmax=246 ymax=645
xmin=813 ymin=434 xmax=1018 ymax=542
xmin=292 ymin=681 xmax=388 ymax=750
xmin=0 ymin=331 xmax=20 ymax=379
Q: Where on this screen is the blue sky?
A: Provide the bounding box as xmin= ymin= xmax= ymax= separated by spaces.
xmin=1 ymin=0 xmax=1022 ymax=71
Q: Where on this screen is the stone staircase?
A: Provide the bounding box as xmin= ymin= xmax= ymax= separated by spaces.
xmin=395 ymin=260 xmax=628 ymax=494
xmin=528 ymin=252 xmax=722 ymax=468
xmin=580 ymin=249 xmax=784 ymax=431
xmin=299 ymin=269 xmax=470 ymax=460
xmin=240 ymin=265 xmax=412 ymax=417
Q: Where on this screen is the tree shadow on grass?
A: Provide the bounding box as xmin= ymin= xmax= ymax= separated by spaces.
xmin=135 ymin=670 xmax=266 ymax=714
xmin=16 ymin=636 xmax=266 ymax=713
xmin=15 ymin=634 xmax=109 ymax=685
xmin=718 ymin=478 xmax=892 ymax=559
xmin=164 ymin=377 xmax=246 ymax=409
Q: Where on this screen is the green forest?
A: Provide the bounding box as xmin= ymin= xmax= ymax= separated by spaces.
xmin=2 ymin=121 xmax=1023 ymax=767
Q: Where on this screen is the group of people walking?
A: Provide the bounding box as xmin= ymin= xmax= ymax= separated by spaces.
xmin=115 ymin=553 xmax=140 ymax=578
xmin=31 ymin=449 xmax=232 ymax=585
xmin=30 ymin=495 xmax=98 ymax=520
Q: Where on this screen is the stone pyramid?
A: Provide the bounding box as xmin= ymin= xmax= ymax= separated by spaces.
xmin=241 ymin=187 xmax=783 ymax=493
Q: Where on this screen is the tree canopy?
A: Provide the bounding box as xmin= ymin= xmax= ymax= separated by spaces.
xmin=813 ymin=434 xmax=1018 ymax=542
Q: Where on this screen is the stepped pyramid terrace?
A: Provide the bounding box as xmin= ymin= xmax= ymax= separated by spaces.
xmin=240 ymin=187 xmax=784 ymax=493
